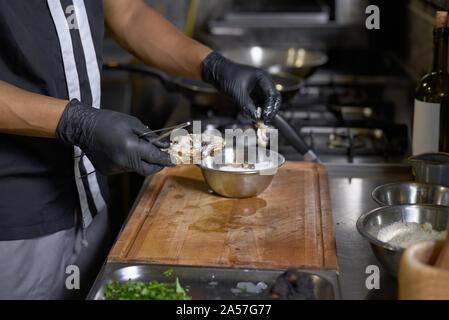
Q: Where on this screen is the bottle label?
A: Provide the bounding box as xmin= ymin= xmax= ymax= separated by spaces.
xmin=412 ymin=99 xmax=441 ymax=155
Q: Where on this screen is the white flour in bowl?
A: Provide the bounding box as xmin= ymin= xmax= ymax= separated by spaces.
xmin=377 ymin=222 xmax=447 ymax=249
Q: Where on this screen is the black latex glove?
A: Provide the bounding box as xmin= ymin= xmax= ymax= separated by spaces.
xmin=56 ymin=99 xmax=174 ymax=176
xmin=202 ymin=52 xmax=282 ymax=122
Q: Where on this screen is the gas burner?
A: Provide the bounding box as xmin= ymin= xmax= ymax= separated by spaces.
xmin=329 ymin=131 xmax=366 ymax=149
xmin=285 ymin=125 xmax=407 ymax=163
xmin=301 ymin=127 xmax=385 ymax=150
xmin=323 ymin=127 xmax=383 ymax=150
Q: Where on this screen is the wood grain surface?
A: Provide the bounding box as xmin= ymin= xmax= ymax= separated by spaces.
xmin=108 ymin=162 xmax=338 ymax=270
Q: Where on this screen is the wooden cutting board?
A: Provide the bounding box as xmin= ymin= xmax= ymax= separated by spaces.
xmin=109 ymin=162 xmax=338 ymax=270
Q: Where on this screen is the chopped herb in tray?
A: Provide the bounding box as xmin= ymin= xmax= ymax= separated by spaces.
xmin=163 ymin=268 xmax=174 ymax=278
xmin=104 ymin=270 xmax=191 ymax=300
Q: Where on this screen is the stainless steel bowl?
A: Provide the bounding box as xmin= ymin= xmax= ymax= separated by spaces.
xmin=199 ymin=148 xmax=285 ymax=198
xmin=356 ymin=204 xmax=449 ymax=276
xmin=372 ymin=182 xmax=449 ymax=206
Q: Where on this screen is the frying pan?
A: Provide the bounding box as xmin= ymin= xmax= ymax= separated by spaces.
xmin=103 ymin=62 xmax=303 ymax=107
xmin=219 ymin=47 xmax=328 ymax=79
xmin=103 ymin=62 xmax=319 ymax=161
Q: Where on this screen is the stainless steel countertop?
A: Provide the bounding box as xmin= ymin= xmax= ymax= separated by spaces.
xmin=89 ymin=163 xmax=413 ymax=300
xmin=325 ymin=163 xmax=412 ymax=299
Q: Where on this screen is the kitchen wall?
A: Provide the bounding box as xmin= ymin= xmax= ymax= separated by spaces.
xmin=403 ymin=0 xmax=445 ymax=80
xmin=427 ymin=0 xmax=449 ymax=9
xmin=142 ymin=0 xmax=190 ymax=30
xmin=142 ymin=0 xmax=230 ymax=35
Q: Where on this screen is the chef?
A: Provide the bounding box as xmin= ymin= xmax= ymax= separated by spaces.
xmin=0 ymin=0 xmax=281 ymax=299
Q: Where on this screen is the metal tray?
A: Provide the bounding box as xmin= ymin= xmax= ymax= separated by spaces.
xmin=87 ymin=263 xmax=340 ymax=300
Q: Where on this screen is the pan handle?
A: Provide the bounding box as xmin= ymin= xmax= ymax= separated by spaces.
xmin=271 ymin=114 xmax=320 ymax=162
xmin=103 ymin=61 xmax=176 ymax=91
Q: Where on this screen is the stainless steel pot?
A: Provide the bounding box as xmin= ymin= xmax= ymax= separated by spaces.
xmin=408 ymin=152 xmax=449 ymax=187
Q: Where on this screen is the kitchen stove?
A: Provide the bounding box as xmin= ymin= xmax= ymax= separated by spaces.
xmin=190 ymin=49 xmax=415 ymax=164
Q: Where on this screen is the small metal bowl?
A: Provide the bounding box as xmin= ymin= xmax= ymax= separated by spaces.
xmin=199 ymin=148 xmax=285 ymax=198
xmin=372 ymin=182 xmax=449 ymax=206
xmin=356 ymin=204 xmax=449 ymax=276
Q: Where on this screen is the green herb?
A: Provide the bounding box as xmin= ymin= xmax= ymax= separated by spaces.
xmin=104 ymin=277 xmax=191 ymax=300
xmin=175 ymin=277 xmax=186 ymax=295
xmin=163 ymin=268 xmax=174 ymax=278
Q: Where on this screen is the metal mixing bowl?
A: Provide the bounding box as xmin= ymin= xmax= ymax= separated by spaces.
xmin=372 ymin=182 xmax=449 ymax=206
xmin=356 ymin=204 xmax=449 ymax=276
xmin=199 ymin=148 xmax=285 ymax=198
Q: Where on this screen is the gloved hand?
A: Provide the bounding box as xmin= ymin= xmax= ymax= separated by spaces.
xmin=202 ymin=52 xmax=282 ymax=122
xmin=56 ymin=99 xmax=174 ymax=176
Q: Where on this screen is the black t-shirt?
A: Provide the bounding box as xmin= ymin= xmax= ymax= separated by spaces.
xmin=0 ymin=0 xmax=108 ymax=240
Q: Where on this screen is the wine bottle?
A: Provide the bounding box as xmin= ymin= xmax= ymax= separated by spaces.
xmin=412 ymin=11 xmax=449 ymax=155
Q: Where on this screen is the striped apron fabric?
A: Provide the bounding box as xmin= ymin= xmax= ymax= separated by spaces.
xmin=47 ymin=0 xmax=106 ymax=227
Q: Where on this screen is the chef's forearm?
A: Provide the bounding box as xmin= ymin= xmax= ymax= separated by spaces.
xmin=0 ymin=80 xmax=67 ymax=138
xmin=103 ymin=0 xmax=212 ymax=79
